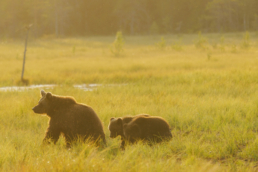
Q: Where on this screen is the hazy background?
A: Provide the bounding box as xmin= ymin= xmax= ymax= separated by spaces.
xmin=1 ymin=0 xmax=258 ymax=38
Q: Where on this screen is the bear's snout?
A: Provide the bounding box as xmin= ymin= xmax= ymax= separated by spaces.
xmin=32 ymin=105 xmax=45 ymax=114
xmin=32 ymin=106 xmax=36 ymax=112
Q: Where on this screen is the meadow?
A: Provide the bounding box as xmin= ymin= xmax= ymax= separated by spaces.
xmin=0 ymin=32 xmax=258 ymax=171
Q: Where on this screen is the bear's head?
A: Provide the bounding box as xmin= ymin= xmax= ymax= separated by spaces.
xmin=32 ymin=90 xmax=53 ymax=114
xmin=108 ymin=117 xmax=124 ymax=138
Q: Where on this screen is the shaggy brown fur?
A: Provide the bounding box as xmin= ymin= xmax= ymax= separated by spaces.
xmin=32 ymin=90 xmax=106 ymax=147
xmin=108 ymin=114 xmax=149 ymax=149
xmin=123 ymin=115 xmax=172 ymax=145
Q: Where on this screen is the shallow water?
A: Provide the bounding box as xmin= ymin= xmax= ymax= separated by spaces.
xmin=0 ymin=84 xmax=56 ymax=92
xmin=0 ymin=83 xmax=125 ymax=92
xmin=73 ymin=84 xmax=102 ymax=91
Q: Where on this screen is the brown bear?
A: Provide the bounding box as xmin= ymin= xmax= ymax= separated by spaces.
xmin=108 ymin=114 xmax=149 ymax=149
xmin=32 ymin=90 xmax=106 ymax=147
xmin=123 ymin=116 xmax=172 ymax=144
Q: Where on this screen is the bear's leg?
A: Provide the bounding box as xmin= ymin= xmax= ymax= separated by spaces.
xmin=120 ymin=137 xmax=126 ymax=150
xmin=43 ymin=127 xmax=61 ymax=144
xmin=101 ymin=135 xmax=107 ymax=145
xmin=98 ymin=135 xmax=107 ymax=147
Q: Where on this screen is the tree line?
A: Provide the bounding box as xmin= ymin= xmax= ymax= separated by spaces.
xmin=1 ymin=0 xmax=258 ymax=38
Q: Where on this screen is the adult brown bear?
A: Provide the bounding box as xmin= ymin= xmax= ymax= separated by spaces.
xmin=32 ymin=90 xmax=106 ymax=147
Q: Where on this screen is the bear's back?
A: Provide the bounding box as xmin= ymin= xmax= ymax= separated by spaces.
xmin=131 ymin=116 xmax=171 ymax=136
xmin=72 ymin=103 xmax=103 ymax=128
xmin=55 ymin=103 xmax=105 ymax=138
xmin=120 ymin=114 xmax=149 ymax=124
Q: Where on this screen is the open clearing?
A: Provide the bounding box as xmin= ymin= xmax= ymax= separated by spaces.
xmin=0 ymin=33 xmax=258 ymax=171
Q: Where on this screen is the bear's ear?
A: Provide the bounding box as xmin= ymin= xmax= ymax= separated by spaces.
xmin=46 ymin=92 xmax=53 ymax=100
xmin=117 ymin=118 xmax=123 ymax=125
xmin=110 ymin=117 xmax=115 ymax=121
xmin=41 ymin=90 xmax=46 ymax=97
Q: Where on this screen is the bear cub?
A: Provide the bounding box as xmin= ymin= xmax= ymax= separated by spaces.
xmin=108 ymin=114 xmax=171 ymax=148
xmin=108 ymin=114 xmax=149 ymax=148
xmin=123 ymin=116 xmax=172 ymax=144
xmin=32 ymin=90 xmax=106 ymax=147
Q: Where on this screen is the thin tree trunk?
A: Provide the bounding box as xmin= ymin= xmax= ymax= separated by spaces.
xmin=21 ymin=27 xmax=30 ymax=81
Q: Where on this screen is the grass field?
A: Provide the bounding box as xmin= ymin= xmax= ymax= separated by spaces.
xmin=1 ymin=33 xmax=258 ymax=171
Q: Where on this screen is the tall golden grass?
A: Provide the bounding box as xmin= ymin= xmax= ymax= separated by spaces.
xmin=0 ymin=33 xmax=258 ymax=171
